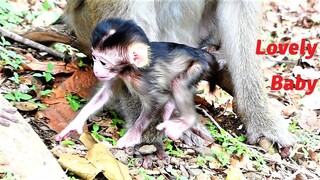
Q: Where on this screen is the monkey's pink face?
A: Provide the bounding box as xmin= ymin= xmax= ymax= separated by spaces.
xmin=92 ymin=50 xmax=119 ymax=81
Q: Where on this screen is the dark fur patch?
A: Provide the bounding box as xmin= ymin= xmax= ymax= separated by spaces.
xmin=91 ymin=18 xmax=150 ymax=50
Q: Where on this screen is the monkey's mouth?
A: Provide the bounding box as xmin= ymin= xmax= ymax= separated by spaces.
xmin=96 ymin=77 xmax=112 ymax=81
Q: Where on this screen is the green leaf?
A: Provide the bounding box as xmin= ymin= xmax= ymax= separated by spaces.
xmin=6 ymin=61 xmax=20 ymax=70
xmin=287 ymin=54 xmax=300 ymax=61
xmin=71 ymin=95 xmax=80 ymax=100
xmin=157 ymin=175 xmax=165 ymax=180
xmin=118 ymin=129 xmax=126 ymax=137
xmin=61 ymin=138 xmax=75 ymax=146
xmin=44 ymin=73 xmax=53 ymax=82
xmin=106 ymin=137 xmax=116 ymax=145
xmin=78 ymin=59 xmax=84 ymax=67
xmin=1 ymin=36 xmax=11 ymax=46
xmin=111 ymin=118 xmax=125 ymax=126
xmin=69 ymin=99 xmax=81 ymax=111
xmin=220 ymin=129 xmax=227 ymax=136
xmin=32 ymin=73 xmax=44 ymax=77
xmin=8 ymin=72 xmax=20 ymax=83
xmin=166 ymin=143 xmax=173 ymax=150
xmin=47 ymin=62 xmax=54 ymax=72
xmin=92 ymin=123 xmax=99 ymax=132
xmin=19 ymin=93 xmax=32 ymax=100
xmin=28 ymin=85 xmax=37 ymax=91
xmin=13 ymin=90 xmax=20 ymax=102
xmin=42 ymin=0 xmax=55 ymax=10
xmin=4 ymin=93 xmax=15 ymax=101
xmin=227 ymin=146 xmax=237 ymax=154
xmin=66 ymin=94 xmax=85 ymax=111
xmin=80 ymin=98 xmax=88 ymax=102
xmin=222 ymin=141 xmax=229 ymax=148
xmin=237 ymin=136 xmax=246 ymax=142
xmin=40 ymin=89 xmax=53 ymax=96
xmin=110 ymin=111 xmax=118 ymax=118
xmin=37 ymin=103 xmax=47 ymax=109
xmin=205 ymin=156 xmax=214 ymax=161
xmin=76 ymin=53 xmax=86 ymax=58
xmin=54 ymin=43 xmax=67 ymax=52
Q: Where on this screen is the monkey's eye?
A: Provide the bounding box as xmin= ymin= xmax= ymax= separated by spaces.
xmin=100 ymin=60 xmax=112 ymax=68
xmin=100 ymin=61 xmax=106 ymax=66
xmin=92 ymin=56 xmax=96 ymax=61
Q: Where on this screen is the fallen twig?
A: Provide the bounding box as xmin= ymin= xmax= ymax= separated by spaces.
xmin=0 ymin=26 xmax=64 ymax=59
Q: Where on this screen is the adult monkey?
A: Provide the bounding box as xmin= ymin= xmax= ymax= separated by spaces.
xmin=63 ymin=0 xmax=294 ymax=156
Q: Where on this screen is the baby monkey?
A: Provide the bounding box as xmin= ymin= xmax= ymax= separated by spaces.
xmin=56 ymin=18 xmax=219 ymax=148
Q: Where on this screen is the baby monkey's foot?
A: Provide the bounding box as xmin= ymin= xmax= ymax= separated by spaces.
xmin=124 ymin=143 xmax=170 ymax=169
xmin=157 ymin=117 xmax=192 ymax=140
xmin=116 ymin=127 xmax=142 ymax=148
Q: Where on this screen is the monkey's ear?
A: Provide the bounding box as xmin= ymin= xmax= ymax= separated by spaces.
xmin=129 ymin=43 xmax=150 ymax=67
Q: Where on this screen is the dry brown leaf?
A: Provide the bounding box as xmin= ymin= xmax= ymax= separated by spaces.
xmin=60 ymin=68 xmax=97 ymax=98
xmin=19 ymin=74 xmax=40 ymax=85
xmin=41 ymin=88 xmax=67 ymax=104
xmin=22 ymin=53 xmax=39 ymax=62
xmin=282 ymin=105 xmax=297 ymax=117
xmin=302 ymin=16 xmax=314 ymax=29
xmin=308 ymin=149 xmax=319 ymax=162
xmin=292 ymin=66 xmax=320 ymax=79
xmin=287 ymin=92 xmax=303 ymax=107
xmin=212 ymin=86 xmax=232 ymax=101
xmin=263 ymin=68 xmax=277 ymax=83
xmin=19 ymin=75 xmax=43 ymax=98
xmin=300 ymin=92 xmax=320 ymax=110
xmin=86 ymin=144 xmax=131 ymax=180
xmin=266 ymin=11 xmax=280 ymax=23
xmin=23 ymin=56 xmax=78 ymax=75
xmin=36 ymin=68 xmax=97 ymax=132
xmin=208 ymin=158 xmax=221 ymax=169
xmin=269 ymin=98 xmax=285 ymax=115
xmin=259 ymin=137 xmax=277 ymax=154
xmin=269 ymin=1 xmax=279 ymax=10
xmin=226 ymin=167 xmax=244 ymax=180
xmin=295 ymin=108 xmax=320 ymax=131
xmin=58 ymin=154 xmax=99 ymax=180
xmin=230 ymin=158 xmax=240 ymax=168
xmin=295 ymin=173 xmax=308 ymax=180
xmin=196 ymin=81 xmax=218 ymax=105
xmin=239 ymin=155 xmax=254 ymax=171
xmin=14 ymin=101 xmax=38 ymax=111
xmin=210 ymin=144 xmax=231 ymax=163
xmin=79 ymin=132 xmax=99 ymax=150
xmin=36 ymin=101 xmax=77 ymax=132
xmin=195 ymin=95 xmax=212 ymax=108
xmin=0 ymin=74 xmax=6 ymax=85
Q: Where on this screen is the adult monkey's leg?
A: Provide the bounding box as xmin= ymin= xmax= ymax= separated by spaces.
xmin=216 ymin=1 xmax=294 ymax=154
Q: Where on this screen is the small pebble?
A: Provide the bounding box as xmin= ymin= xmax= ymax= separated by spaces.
xmin=170 ymin=157 xmax=179 ymax=166
xmin=195 ymin=173 xmax=211 ymax=180
xmin=138 ymin=145 xmax=157 ymax=155
xmin=112 ymin=149 xmax=130 ymax=164
xmin=188 ymin=168 xmax=203 ymax=176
